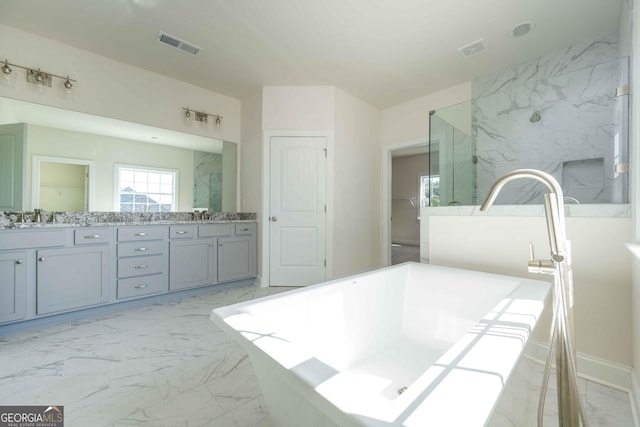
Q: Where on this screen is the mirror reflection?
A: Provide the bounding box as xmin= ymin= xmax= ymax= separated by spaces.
xmin=0 ymin=97 xmax=237 ymax=212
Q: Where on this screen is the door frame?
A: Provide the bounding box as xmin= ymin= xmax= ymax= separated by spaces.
xmin=261 ymin=130 xmax=334 ymax=287
xmin=32 ymin=155 xmax=96 ymax=211
xmin=381 ymin=137 xmax=429 ymax=266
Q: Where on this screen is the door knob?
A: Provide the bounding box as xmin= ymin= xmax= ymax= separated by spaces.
xmin=270 ymin=216 xmax=278 ymax=222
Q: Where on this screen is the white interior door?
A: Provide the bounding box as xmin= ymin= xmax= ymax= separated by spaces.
xmin=269 ymin=136 xmax=326 ymax=286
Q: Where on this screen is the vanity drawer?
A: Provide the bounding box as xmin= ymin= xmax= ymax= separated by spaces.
xmin=117 ymin=255 xmax=164 ymax=278
xmin=169 ymin=225 xmax=194 ymax=239
xmin=74 ymin=228 xmax=113 ymax=245
xmin=235 ymin=223 xmax=255 ymax=235
xmin=117 ymin=226 xmax=164 ymax=242
xmin=198 ymin=223 xmax=233 ymax=238
xmin=117 ymin=240 xmax=164 ymax=258
xmin=0 ymin=230 xmax=66 ymax=250
xmin=117 ymin=274 xmax=163 ymax=299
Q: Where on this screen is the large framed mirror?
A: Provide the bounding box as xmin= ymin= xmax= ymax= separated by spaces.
xmin=0 ymin=97 xmax=238 ymax=213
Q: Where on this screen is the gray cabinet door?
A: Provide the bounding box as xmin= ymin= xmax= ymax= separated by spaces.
xmin=0 ymin=251 xmax=27 ymax=323
xmin=169 ymin=239 xmax=216 ymax=291
xmin=217 ymin=236 xmax=256 ymax=283
xmin=36 ymin=246 xmax=110 ymax=315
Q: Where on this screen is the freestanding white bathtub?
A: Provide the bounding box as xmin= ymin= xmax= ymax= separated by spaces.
xmin=211 ymin=262 xmax=551 ymax=427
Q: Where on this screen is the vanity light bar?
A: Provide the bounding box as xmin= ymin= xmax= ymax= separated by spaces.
xmin=183 ymin=107 xmax=222 ymax=127
xmin=1 ymin=58 xmax=77 ymax=90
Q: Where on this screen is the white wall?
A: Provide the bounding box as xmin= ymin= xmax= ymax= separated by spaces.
xmin=380 ymin=81 xmax=471 ymax=146
xmin=429 ymin=215 xmax=632 ymax=366
xmin=27 ymin=125 xmax=194 ymax=211
xmin=0 ymin=24 xmax=241 ymax=143
xmin=333 ymin=88 xmax=381 ymax=277
xmin=241 ymin=90 xmax=264 ymax=214
xmin=262 ymin=86 xmax=335 ymax=130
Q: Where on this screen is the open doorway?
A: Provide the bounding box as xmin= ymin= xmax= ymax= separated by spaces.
xmin=391 ymin=147 xmax=428 ymax=264
xmin=32 ymin=155 xmax=95 ymax=211
xmin=382 ymin=141 xmax=429 ymax=265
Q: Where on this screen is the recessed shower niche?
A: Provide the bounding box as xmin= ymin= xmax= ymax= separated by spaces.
xmin=562 ymin=158 xmax=605 ymax=203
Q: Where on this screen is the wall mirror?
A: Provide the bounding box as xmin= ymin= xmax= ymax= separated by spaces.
xmin=0 ymin=97 xmax=237 ymax=212
xmin=429 ymin=29 xmax=630 ymax=206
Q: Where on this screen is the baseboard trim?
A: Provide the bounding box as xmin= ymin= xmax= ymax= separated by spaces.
xmin=526 ymin=339 xmax=632 ymax=392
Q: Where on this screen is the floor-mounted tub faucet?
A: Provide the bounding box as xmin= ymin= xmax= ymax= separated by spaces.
xmin=480 ymin=169 xmax=588 ymax=427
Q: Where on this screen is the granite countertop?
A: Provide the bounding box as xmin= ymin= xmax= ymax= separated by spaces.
xmin=0 ymin=211 xmax=257 ymax=230
xmin=2 ymin=220 xmax=257 ymax=230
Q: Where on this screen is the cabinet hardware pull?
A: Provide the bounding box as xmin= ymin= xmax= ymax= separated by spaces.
xmin=16 ymin=259 xmax=23 ymax=264
xmin=176 ymin=231 xmax=188 ymax=234
xmin=134 ymin=284 xmax=149 ymax=289
xmin=135 ymin=247 xmax=148 ymax=251
xmin=134 ymin=264 xmax=148 ymax=269
xmin=84 ymin=234 xmax=101 ymax=239
xmin=135 ymin=232 xmax=148 ymax=236
xmin=219 ymin=242 xmax=223 ymax=246
xmin=209 ymin=243 xmax=214 ymax=247
xmin=38 ymin=257 xmax=45 ymax=262
xmin=241 ymin=228 xmax=249 ymax=231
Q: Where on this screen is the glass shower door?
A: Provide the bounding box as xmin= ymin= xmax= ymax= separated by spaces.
xmin=428 ymin=108 xmax=475 ymax=206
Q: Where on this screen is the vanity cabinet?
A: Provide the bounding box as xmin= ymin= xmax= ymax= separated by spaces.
xmin=116 ymin=226 xmax=165 ymax=300
xmin=0 ymin=251 xmax=27 ymax=324
xmin=36 ymin=228 xmax=112 ymax=315
xmin=169 ymin=236 xmax=216 ymax=291
xmin=218 ymin=223 xmax=257 ymax=283
xmin=168 ymin=223 xmax=256 ymax=290
xmin=0 ymin=220 xmax=257 ymax=327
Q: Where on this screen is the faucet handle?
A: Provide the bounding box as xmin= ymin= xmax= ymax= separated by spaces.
xmin=528 ymin=241 xmax=535 ymax=262
xmin=527 ymin=241 xmax=555 ymax=275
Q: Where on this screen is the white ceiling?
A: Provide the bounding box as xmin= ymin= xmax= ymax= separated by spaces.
xmin=0 ymin=0 xmax=623 ymax=109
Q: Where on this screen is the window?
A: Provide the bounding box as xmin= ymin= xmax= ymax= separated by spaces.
xmin=116 ymin=166 xmax=177 ymax=212
xmin=419 ymin=175 xmax=440 ymax=207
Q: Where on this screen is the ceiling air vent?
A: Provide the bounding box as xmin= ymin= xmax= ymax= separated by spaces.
xmin=458 ymin=39 xmax=486 ymax=58
xmin=156 ymin=31 xmax=201 ymax=56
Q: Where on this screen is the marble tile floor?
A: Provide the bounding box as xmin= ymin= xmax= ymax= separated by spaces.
xmin=491 ymin=356 xmax=636 ymax=427
xmin=0 ymin=282 xmax=636 ymax=426
xmin=391 ymin=243 xmax=420 ymax=265
xmin=0 ymin=284 xmax=292 ymax=427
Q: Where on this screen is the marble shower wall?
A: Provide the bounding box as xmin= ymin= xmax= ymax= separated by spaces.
xmin=473 ymin=32 xmax=628 ymax=204
xmin=193 ymin=151 xmax=223 ymax=212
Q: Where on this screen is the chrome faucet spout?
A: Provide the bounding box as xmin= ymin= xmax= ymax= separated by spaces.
xmin=479 ymin=169 xmax=567 ymax=259
xmin=479 ymin=169 xmax=564 ymax=212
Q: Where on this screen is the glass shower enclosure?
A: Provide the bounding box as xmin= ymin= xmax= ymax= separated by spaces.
xmin=428 ymin=107 xmax=475 ymax=206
